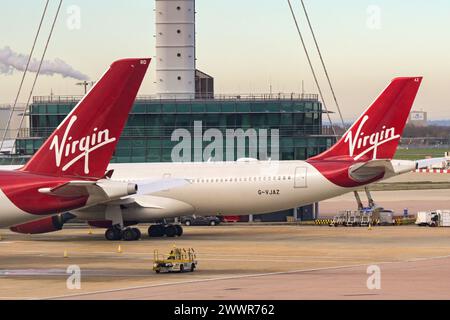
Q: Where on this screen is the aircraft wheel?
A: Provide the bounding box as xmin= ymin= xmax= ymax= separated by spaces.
xmin=165 ymin=225 xmax=177 ymax=238
xmin=133 ymin=228 xmax=142 ymax=240
xmin=148 ymin=225 xmax=165 ymax=238
xmin=175 ymin=225 xmax=183 ymax=237
xmin=122 ymin=228 xmax=136 ymax=241
xmin=105 ymin=228 xmax=122 ymax=241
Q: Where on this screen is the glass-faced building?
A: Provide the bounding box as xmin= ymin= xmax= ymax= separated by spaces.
xmin=11 ymin=94 xmax=334 ymax=221
xmin=16 ymin=94 xmax=333 ymax=162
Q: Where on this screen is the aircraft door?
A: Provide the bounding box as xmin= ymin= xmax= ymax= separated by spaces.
xmin=294 ymin=167 xmax=307 ymax=188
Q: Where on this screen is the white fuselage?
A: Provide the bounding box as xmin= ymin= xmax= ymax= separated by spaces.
xmin=0 ymin=158 xmax=415 ymax=227
xmin=107 ymin=160 xmax=346 ymax=216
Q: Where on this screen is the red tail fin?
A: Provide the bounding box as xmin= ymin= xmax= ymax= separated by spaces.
xmin=21 ymin=58 xmax=151 ymax=178
xmin=310 ymin=77 xmax=422 ymax=161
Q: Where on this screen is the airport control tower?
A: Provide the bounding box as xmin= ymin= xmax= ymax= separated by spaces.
xmin=155 ymin=0 xmax=196 ymax=99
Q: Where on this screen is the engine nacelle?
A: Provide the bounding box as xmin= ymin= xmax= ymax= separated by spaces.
xmin=10 ymin=213 xmax=76 ymax=235
xmin=96 ymin=180 xmax=137 ymax=199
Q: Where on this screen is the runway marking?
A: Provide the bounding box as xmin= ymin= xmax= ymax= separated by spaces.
xmin=42 ymin=253 xmax=450 ymax=300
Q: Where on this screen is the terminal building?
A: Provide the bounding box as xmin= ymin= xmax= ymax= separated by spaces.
xmin=2 ymin=0 xmax=336 ymax=221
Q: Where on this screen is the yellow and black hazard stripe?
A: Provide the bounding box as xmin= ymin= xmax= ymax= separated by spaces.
xmin=314 ymin=219 xmax=334 ymax=225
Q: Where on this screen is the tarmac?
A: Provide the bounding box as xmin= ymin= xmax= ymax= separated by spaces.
xmin=1 ymin=224 xmax=450 ymax=300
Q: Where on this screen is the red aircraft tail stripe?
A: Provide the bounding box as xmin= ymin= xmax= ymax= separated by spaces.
xmin=310 ymin=77 xmax=422 ymax=162
xmin=21 ymin=58 xmax=151 ymax=179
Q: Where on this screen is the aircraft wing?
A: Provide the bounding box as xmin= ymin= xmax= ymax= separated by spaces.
xmin=74 ymin=179 xmax=193 ymax=219
xmin=38 ymin=180 xmax=137 ymax=202
xmin=39 ymin=181 xmax=103 ymax=198
xmin=39 ymin=178 xmax=190 ymax=205
xmin=119 ymin=178 xmax=190 ymax=209
xmin=135 ymin=178 xmax=190 ymax=195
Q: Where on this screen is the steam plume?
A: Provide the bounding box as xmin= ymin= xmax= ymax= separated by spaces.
xmin=0 ymin=46 xmax=89 ymax=80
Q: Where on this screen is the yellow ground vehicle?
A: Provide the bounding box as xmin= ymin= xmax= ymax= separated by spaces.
xmin=153 ymin=247 xmax=197 ymax=273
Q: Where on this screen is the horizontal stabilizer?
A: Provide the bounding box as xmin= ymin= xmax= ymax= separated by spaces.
xmin=349 ymin=159 xmax=416 ymax=182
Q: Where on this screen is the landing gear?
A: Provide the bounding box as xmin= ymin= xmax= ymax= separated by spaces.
xmin=174 ymin=224 xmax=183 ymax=237
xmin=105 ymin=227 xmax=122 ymax=241
xmin=122 ymin=228 xmax=141 ymax=241
xmin=354 ymin=188 xmax=381 ymax=211
xmin=165 ymin=225 xmax=177 ymax=237
xmin=148 ymin=224 xmax=165 ymax=237
xmin=105 ymin=226 xmax=141 ymax=241
xmin=148 ymin=224 xmax=184 ymax=238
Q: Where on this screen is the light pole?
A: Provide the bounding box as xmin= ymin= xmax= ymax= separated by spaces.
xmin=76 ymin=81 xmax=96 ymax=94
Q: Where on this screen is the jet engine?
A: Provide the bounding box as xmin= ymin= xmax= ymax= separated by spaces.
xmin=10 ymin=212 xmax=76 ymax=235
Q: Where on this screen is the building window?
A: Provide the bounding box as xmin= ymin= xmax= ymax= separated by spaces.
xmin=177 ymin=6 xmax=181 ymax=10
xmin=177 ymin=53 xmax=181 ymax=58
xmin=177 ymin=29 xmax=181 ymax=34
xmin=177 ymin=76 xmax=182 ymax=81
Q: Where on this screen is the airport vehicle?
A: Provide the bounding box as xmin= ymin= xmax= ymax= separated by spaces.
xmin=181 ymin=216 xmax=221 ymax=226
xmin=373 ymin=209 xmax=395 ymax=226
xmin=2 ymin=58 xmax=185 ymax=240
xmin=153 ymin=247 xmax=197 ymax=273
xmin=221 ymin=216 xmax=240 ymax=223
xmin=416 ymin=211 xmax=437 ymax=226
xmin=10 ymin=77 xmax=428 ymax=241
xmin=416 ymin=210 xmax=450 ymax=227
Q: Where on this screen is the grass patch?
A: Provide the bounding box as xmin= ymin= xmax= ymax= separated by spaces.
xmin=394 ymin=148 xmax=449 ymax=160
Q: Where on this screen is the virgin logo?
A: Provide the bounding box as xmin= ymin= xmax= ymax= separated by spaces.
xmin=50 ymin=116 xmax=116 ymax=174
xmin=344 ymin=115 xmax=400 ymax=160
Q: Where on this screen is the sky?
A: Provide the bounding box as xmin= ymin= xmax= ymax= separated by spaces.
xmin=0 ymin=0 xmax=449 ymax=121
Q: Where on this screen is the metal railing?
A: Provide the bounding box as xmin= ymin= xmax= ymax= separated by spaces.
xmin=32 ymin=93 xmax=319 ymax=104
xmin=13 ymin=125 xmax=337 ymax=139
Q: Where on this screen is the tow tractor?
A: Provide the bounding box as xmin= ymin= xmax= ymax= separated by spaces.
xmin=153 ymin=247 xmax=197 ymax=273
